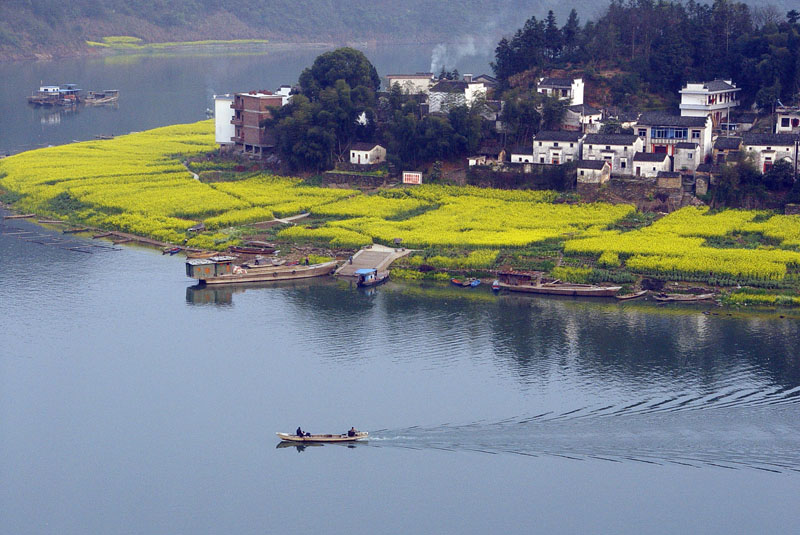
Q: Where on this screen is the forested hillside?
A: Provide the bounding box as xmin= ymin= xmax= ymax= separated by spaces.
xmin=0 ymin=0 xmax=795 ymax=60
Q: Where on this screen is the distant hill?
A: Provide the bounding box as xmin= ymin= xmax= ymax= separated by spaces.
xmin=0 ymin=0 xmax=794 ymax=60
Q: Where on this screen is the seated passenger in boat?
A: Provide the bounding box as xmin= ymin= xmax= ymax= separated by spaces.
xmin=347 ymin=427 xmax=357 ymax=437
xmin=296 ymin=426 xmax=309 ymax=437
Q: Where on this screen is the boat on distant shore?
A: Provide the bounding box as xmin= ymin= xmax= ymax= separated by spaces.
xmin=451 ymin=277 xmax=481 ymax=287
xmin=276 ymin=431 xmax=368 ymax=443
xmin=615 ymin=290 xmax=648 ymax=300
xmin=494 ymin=271 xmax=621 ymax=297
xmin=186 ymin=256 xmax=337 ymax=284
xmin=84 ymin=89 xmax=119 ymax=105
xmin=652 ymin=292 xmax=715 ymax=302
xmin=228 ymin=245 xmax=276 ymax=255
xmin=27 ymin=84 xmax=81 ymax=107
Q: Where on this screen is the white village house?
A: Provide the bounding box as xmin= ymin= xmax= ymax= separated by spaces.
xmin=538 ymin=77 xmax=584 ymax=105
xmin=510 ymin=146 xmax=534 ymax=163
xmin=582 ymin=133 xmax=643 ymax=176
xmin=349 ymin=142 xmax=386 ymax=165
xmin=673 ymin=142 xmax=701 ymax=172
xmin=679 ymin=80 xmax=740 ymax=127
xmin=776 ymin=106 xmax=800 ymax=134
xmin=563 ymin=104 xmax=603 ymax=133
xmin=576 ymin=160 xmax=611 ymax=184
xmin=427 ymin=76 xmax=486 ymax=113
xmin=633 ymin=151 xmax=671 ymax=178
xmin=741 ymin=133 xmax=798 ymax=173
xmin=532 ymin=131 xmax=585 ymax=165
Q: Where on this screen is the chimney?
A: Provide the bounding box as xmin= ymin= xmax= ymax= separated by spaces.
xmin=464 ymin=73 xmax=473 ymax=83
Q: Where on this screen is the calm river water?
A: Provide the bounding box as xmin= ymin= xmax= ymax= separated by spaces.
xmin=2 ymin=48 xmax=800 ymax=534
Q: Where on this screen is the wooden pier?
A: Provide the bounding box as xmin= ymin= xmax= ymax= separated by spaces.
xmin=335 ymin=244 xmax=413 ymax=277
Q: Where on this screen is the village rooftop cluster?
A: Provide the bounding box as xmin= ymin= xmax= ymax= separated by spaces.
xmin=213 ymin=67 xmax=800 ymax=204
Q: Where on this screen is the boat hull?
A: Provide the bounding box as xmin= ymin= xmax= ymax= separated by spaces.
xmin=276 ymin=432 xmax=368 ymax=443
xmin=652 ymin=293 xmax=714 ymax=302
xmin=495 ymin=281 xmax=621 ymax=297
xmin=200 ymin=261 xmax=337 ymax=285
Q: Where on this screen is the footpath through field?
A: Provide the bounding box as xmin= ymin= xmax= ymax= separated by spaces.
xmin=335 ymin=244 xmax=413 ymax=276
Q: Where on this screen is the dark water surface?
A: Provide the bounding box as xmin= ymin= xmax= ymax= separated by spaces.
xmin=2 ymin=48 xmax=800 ymax=533
xmin=2 ymin=215 xmax=799 ymax=534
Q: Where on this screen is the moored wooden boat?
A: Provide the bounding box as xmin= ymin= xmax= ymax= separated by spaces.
xmin=228 ymin=245 xmax=276 ymax=255
xmin=276 ymin=431 xmax=368 ymax=443
xmin=186 ymin=256 xmax=337 ymax=285
xmin=186 ymin=251 xmax=219 ymax=259
xmin=494 ymin=271 xmax=621 ymax=297
xmin=355 ymin=268 xmax=389 ymax=287
xmin=652 ymin=292 xmax=715 ymax=302
xmin=615 ymin=290 xmax=648 ymax=300
xmin=451 ymin=277 xmax=481 ymax=287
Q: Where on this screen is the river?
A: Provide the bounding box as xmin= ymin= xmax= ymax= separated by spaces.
xmin=2 ymin=47 xmax=800 ymax=534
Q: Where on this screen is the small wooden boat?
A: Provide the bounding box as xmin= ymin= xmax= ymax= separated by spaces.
xmin=451 ymin=277 xmax=481 ymax=287
xmin=186 ymin=256 xmax=337 ymax=285
xmin=228 ymin=245 xmax=276 ymax=255
xmin=494 ymin=271 xmax=621 ymax=297
xmin=186 ymin=251 xmax=219 ymax=259
xmin=83 ymin=89 xmax=119 ymax=105
xmin=652 ymin=292 xmax=715 ymax=302
xmin=355 ymin=268 xmax=389 ymax=287
xmin=163 ymin=246 xmax=182 ymax=255
xmin=276 ymin=431 xmax=368 ymax=443
xmin=615 ymin=290 xmax=648 ymax=300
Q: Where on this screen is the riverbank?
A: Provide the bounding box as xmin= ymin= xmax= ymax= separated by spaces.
xmin=1 ymin=119 xmax=799 ymax=309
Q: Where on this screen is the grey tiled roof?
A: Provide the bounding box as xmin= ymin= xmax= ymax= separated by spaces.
xmin=638 ymin=112 xmax=707 ymax=127
xmin=714 ymin=137 xmax=742 ymax=150
xmin=534 ymin=130 xmax=584 ymax=142
xmin=351 ymin=142 xmax=381 ymax=151
xmin=584 ymin=134 xmax=638 ymax=146
xmin=430 ymin=80 xmax=468 ymax=93
xmin=540 ymin=77 xmax=575 ymax=88
xmin=567 ymin=104 xmax=601 ymax=115
xmin=633 ymin=151 xmax=670 ymax=162
xmin=703 ymin=80 xmax=737 ymax=91
xmin=576 ymin=160 xmax=607 ymax=170
xmin=742 ymin=132 xmax=799 ymax=147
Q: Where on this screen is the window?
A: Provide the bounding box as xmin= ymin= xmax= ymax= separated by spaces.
xmin=589 ymin=145 xmax=593 ymax=149
xmin=554 ymin=142 xmax=559 ymax=147
xmin=580 ymin=170 xmax=585 ymax=176
xmin=538 ymin=141 xmax=542 ymax=146
xmin=624 ymin=146 xmax=627 ymax=151
xmin=688 ymin=153 xmax=693 ymax=159
xmin=570 ymin=143 xmax=574 ymax=148
xmin=621 ymin=161 xmax=627 ymax=169
xmin=606 ymin=146 xmax=611 ymax=150
xmin=638 ymin=129 xmax=647 ymax=137
xmin=782 ymin=118 xmax=790 ymax=127
xmin=692 ymin=130 xmax=700 ymax=139
xmin=540 ymin=157 xmax=545 ymax=163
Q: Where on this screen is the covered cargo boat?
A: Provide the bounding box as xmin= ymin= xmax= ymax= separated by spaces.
xmin=186 ymin=256 xmax=337 ymax=285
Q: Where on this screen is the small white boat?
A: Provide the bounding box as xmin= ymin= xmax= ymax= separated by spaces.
xmin=276 ymin=431 xmax=369 ymax=443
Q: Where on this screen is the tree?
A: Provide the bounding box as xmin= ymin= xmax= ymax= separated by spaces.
xmin=298 ymin=47 xmax=380 ymax=101
xmin=763 ymin=160 xmax=794 ymax=190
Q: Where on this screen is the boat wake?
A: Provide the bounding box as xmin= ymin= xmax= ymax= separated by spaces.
xmin=367 ymin=397 xmax=800 ymax=473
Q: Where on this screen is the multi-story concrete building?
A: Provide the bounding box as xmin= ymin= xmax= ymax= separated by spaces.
xmin=532 ymin=131 xmax=585 ymax=164
xmin=679 ymin=80 xmax=740 ymax=127
xmin=213 ymin=94 xmax=235 ymax=146
xmin=538 ymin=77 xmax=584 ymax=105
xmin=636 ymin=112 xmax=713 ymax=160
xmin=742 ymin=132 xmax=799 ymax=173
xmin=582 ymin=134 xmax=643 ymax=175
xmin=230 ymin=90 xmax=284 ymax=156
